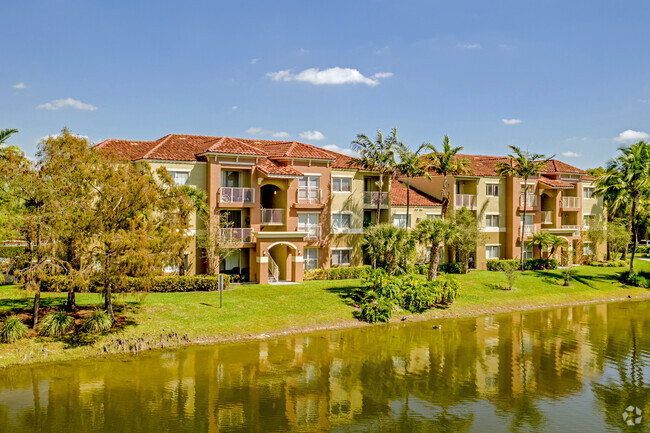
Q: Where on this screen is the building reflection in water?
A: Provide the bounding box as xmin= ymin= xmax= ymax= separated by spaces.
xmin=0 ymin=301 xmax=649 ymax=432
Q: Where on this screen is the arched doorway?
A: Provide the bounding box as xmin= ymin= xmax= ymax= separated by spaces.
xmin=267 ymin=241 xmax=297 ymax=283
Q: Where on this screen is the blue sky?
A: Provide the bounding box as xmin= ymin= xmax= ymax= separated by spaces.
xmin=3 ymin=0 xmax=650 ymax=169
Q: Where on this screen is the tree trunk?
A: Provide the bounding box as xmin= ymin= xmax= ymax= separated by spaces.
xmin=405 ymin=177 xmax=410 ymax=229
xmin=521 ymin=180 xmax=528 ymax=270
xmin=32 ymin=289 xmax=41 ymax=328
xmin=441 ymin=175 xmax=449 ymax=219
xmin=629 ymin=196 xmax=639 ymax=274
xmin=606 ymin=239 xmax=611 ymax=261
xmin=428 ymin=244 xmax=440 ymax=281
xmin=105 ymin=281 xmax=116 ymax=322
xmin=66 ymin=287 xmax=76 ymax=312
xmin=375 ymin=175 xmax=383 ymax=225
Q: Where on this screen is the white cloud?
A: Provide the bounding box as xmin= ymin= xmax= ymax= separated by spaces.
xmin=614 ymin=129 xmax=649 ymax=143
xmin=323 ymin=144 xmax=358 ymax=157
xmin=461 ymin=43 xmax=481 ymax=49
xmin=266 ymin=67 xmax=391 ymax=86
xmin=298 ymin=48 xmax=309 ymax=54
xmin=13 ymin=82 xmax=26 ymax=89
xmin=566 ymin=136 xmax=588 ymax=142
xmin=246 ymin=127 xmax=291 ymax=139
xmin=502 ymin=118 xmax=522 ymax=125
xmin=231 ymin=105 xmax=238 ymax=110
xmin=299 ymin=130 xmax=326 ymax=141
xmin=561 ymin=151 xmax=582 ymax=158
xmin=37 ymin=98 xmax=97 ymax=111
xmin=250 ymin=58 xmax=259 ymax=64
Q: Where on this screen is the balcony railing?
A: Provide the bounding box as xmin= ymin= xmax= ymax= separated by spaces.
xmin=298 ymin=224 xmax=321 ymax=240
xmin=455 ymin=194 xmax=477 ymax=209
xmin=364 ymin=191 xmax=389 ymax=206
xmin=297 ymin=187 xmax=322 ymax=204
xmin=521 ymin=225 xmax=535 ymax=236
xmin=219 ymin=228 xmax=253 ymax=243
xmin=519 ymin=194 xmax=538 ymax=208
xmin=541 ymin=211 xmax=553 ymax=224
xmin=561 ymin=196 xmax=580 ymax=209
xmin=220 ymin=187 xmax=254 ymax=204
xmin=261 ymin=208 xmax=284 ymax=225
xmin=561 ymin=224 xmax=580 ymax=230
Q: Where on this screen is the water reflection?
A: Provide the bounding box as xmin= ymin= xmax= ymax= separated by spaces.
xmin=1 ymin=301 xmax=649 ymax=432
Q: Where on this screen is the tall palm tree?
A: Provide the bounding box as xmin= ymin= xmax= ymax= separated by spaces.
xmin=602 ymin=141 xmax=650 ymax=274
xmin=594 ymin=165 xmax=631 ymax=260
xmin=426 ymin=135 xmax=471 ymax=219
xmin=349 ymin=128 xmax=396 ymax=225
xmin=413 ymin=218 xmax=456 ymax=281
xmin=395 ymin=141 xmax=430 ymax=228
xmin=0 ymin=128 xmax=18 ymax=146
xmin=496 ymin=146 xmax=553 ymax=270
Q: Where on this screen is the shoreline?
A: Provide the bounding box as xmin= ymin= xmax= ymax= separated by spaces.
xmin=3 ymin=286 xmax=649 ymax=370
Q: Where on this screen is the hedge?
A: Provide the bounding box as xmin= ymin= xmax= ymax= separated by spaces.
xmin=40 ymin=275 xmax=230 ymax=293
xmin=0 ymin=246 xmax=25 ymax=259
xmin=304 ymin=265 xmax=371 ymax=281
xmin=413 ymin=262 xmax=463 ymax=275
xmin=487 ymin=258 xmax=559 ymax=271
xmin=620 ymin=272 xmax=650 ymax=288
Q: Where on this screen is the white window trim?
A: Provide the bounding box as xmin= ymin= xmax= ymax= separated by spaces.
xmin=168 ymin=169 xmax=192 ymax=173
xmin=302 ymin=173 xmax=322 ymax=177
xmin=331 ymin=247 xmax=352 ymax=266
xmin=485 ymin=244 xmax=501 ymax=260
xmin=484 ymin=180 xmax=501 ymax=185
xmin=331 ymin=173 xmax=355 ymax=178
xmin=332 ymin=176 xmax=353 ymax=193
xmin=297 ymin=211 xmax=322 ymax=215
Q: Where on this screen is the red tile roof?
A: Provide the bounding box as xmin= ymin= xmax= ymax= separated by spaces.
xmin=391 ymin=180 xmax=442 ymax=207
xmin=538 ymin=176 xmax=574 ymax=188
xmin=256 ymin=158 xmax=303 ymax=176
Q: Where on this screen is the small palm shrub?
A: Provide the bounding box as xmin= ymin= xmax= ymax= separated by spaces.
xmin=563 ymin=268 xmax=577 ymax=286
xmin=38 ymin=311 xmax=74 ymax=337
xmin=502 ymin=262 xmax=519 ymax=290
xmin=81 ymin=309 xmax=113 ymax=334
xmin=0 ymin=315 xmax=29 ymax=343
xmin=354 ymin=298 xmax=393 ymax=323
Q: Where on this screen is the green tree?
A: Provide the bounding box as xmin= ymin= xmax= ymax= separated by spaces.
xmin=548 ymin=235 xmax=567 ymax=257
xmin=607 ymin=220 xmax=630 ymax=259
xmin=531 ymin=232 xmax=553 ymax=258
xmin=594 ymin=167 xmax=630 ymax=260
xmin=600 ymin=141 xmax=650 ymax=273
xmin=426 ymin=135 xmax=471 ymax=219
xmin=349 ymin=129 xmax=396 ymax=225
xmin=0 ymin=128 xmax=18 ymax=147
xmin=496 ymin=146 xmax=553 ymax=269
xmin=395 ymin=141 xmax=430 ymax=228
xmin=197 ymin=211 xmax=234 ymax=275
xmin=449 ymin=208 xmax=483 ymax=273
xmin=413 ymin=218 xmax=456 ymax=281
xmin=361 ymin=224 xmax=415 ymax=276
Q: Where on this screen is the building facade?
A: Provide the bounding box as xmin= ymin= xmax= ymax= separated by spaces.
xmin=96 ymin=136 xmax=604 ymax=280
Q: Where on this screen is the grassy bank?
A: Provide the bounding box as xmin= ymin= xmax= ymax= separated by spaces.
xmin=1 ymin=262 xmax=650 ymax=368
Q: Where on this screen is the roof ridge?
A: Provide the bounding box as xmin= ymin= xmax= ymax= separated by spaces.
xmin=142 ymin=134 xmax=174 ymax=159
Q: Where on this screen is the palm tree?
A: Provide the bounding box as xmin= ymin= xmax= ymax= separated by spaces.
xmin=496 ymin=146 xmax=553 ymax=270
xmin=413 ymin=218 xmax=456 ymax=281
xmin=395 ymin=141 xmax=430 ymax=228
xmin=594 ymin=165 xmax=631 ymax=260
xmin=349 ymin=129 xmax=396 ymax=225
xmin=531 ymin=232 xmax=553 ymax=258
xmin=0 ymin=128 xmax=18 ymax=146
xmin=548 ymin=235 xmax=567 ymax=258
xmin=602 ymin=141 xmax=650 ymax=274
xmin=361 ymin=223 xmax=414 ymax=275
xmin=426 ymin=135 xmax=471 ymax=219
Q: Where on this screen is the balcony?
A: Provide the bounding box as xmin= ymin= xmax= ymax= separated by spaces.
xmin=220 ymin=187 xmax=254 ymax=204
xmin=455 ymin=194 xmax=477 ymax=209
xmin=298 ymin=224 xmax=321 ymax=240
xmin=219 ymin=228 xmax=253 ymax=243
xmin=364 ymin=191 xmax=389 ymax=207
xmin=561 ymin=196 xmax=580 ymax=209
xmin=521 ymin=225 xmax=535 ymax=236
xmin=541 ymin=211 xmax=553 ymax=224
xmin=261 ymin=208 xmax=284 ymax=225
xmin=561 ymin=224 xmax=580 ymax=231
xmin=519 ymin=194 xmax=538 ymax=208
xmin=297 ymin=187 xmax=322 ymax=204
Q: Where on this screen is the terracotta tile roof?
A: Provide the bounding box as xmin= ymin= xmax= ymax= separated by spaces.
xmin=256 ymin=158 xmax=303 ymax=176
xmin=204 ymin=137 xmax=265 ymax=156
xmin=390 ymin=180 xmax=442 ymax=207
xmin=538 ymin=176 xmax=574 ymax=188
xmin=582 ymin=175 xmax=596 ymax=181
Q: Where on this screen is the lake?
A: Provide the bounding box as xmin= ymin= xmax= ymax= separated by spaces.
xmin=1 ymin=300 xmax=649 ymax=432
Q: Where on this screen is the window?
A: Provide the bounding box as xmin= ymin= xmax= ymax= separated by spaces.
xmin=332 ymin=177 xmax=352 ymax=192
xmin=169 ymin=171 xmax=189 ymax=186
xmin=393 ymin=214 xmax=409 ymax=228
xmin=485 ymin=215 xmax=500 ymax=228
xmin=305 ymin=248 xmax=318 ymax=271
xmin=583 ymin=243 xmax=594 ymax=256
xmin=426 ymin=214 xmax=442 ymax=220
xmin=486 ymin=245 xmax=501 ymax=259
xmin=299 ymin=213 xmax=320 ymax=239
xmin=521 ymin=183 xmax=535 ymax=193
xmin=486 ymin=184 xmax=499 ymax=197
xmin=332 ymin=248 xmax=351 ymax=265
xmin=299 ymin=176 xmax=320 ymax=202
xmin=332 ymin=213 xmax=351 ymax=230
xmin=522 ymin=243 xmax=534 ymax=259
xmin=583 ymin=214 xmax=594 ymax=228
xmin=222 ymin=170 xmax=241 ymax=188
xmin=583 ymin=187 xmax=595 ymax=199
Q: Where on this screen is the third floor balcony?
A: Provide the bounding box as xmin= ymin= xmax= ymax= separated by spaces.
xmin=298 ymin=224 xmax=321 ymax=240
xmin=519 ymin=194 xmax=538 ymax=209
xmin=364 ymin=191 xmax=389 ymax=207
xmin=561 ymin=196 xmax=580 ymax=209
xmin=455 ymin=194 xmax=477 ymax=210
xmin=220 ymin=187 xmax=255 ymax=204
xmin=261 ymin=208 xmax=284 ymax=225
xmin=219 ymin=228 xmax=253 ymax=243
xmin=297 ymin=187 xmax=322 ymax=204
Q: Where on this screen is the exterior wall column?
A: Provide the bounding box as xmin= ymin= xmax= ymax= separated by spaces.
xmin=207 ymin=157 xmax=221 ymax=213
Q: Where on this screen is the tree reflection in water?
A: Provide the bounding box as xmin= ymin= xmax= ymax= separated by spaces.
xmin=0 ymin=301 xmax=649 ymax=432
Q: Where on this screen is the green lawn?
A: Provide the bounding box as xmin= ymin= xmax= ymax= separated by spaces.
xmin=1 ymin=262 xmax=649 ymax=368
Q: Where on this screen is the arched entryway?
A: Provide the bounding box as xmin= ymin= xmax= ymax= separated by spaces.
xmin=267 ymin=241 xmax=297 ymax=283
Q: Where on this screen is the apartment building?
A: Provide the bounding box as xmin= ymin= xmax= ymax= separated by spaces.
xmin=95 ymin=134 xmax=394 ymax=283
xmin=406 ymin=155 xmax=606 ymax=269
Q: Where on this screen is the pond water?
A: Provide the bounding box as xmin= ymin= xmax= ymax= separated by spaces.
xmin=1 ymin=300 xmax=649 ymax=432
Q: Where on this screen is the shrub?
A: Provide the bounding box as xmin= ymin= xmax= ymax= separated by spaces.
xmin=563 ymin=268 xmax=577 ymax=287
xmin=487 ymin=260 xmax=520 ymax=272
xmin=38 ymin=311 xmax=74 ymax=337
xmin=621 ymin=272 xmax=650 ymax=288
xmin=0 ymin=246 xmax=26 ymax=259
xmin=41 ymin=275 xmax=230 ymax=293
xmin=438 ymin=262 xmax=463 ymax=274
xmin=502 ymin=262 xmax=519 ymax=290
xmin=354 ymin=298 xmax=393 ymax=323
xmin=303 ymin=269 xmax=326 ymax=280
xmin=81 ymin=309 xmax=113 ymax=334
xmin=487 ymin=258 xmax=558 ymax=271
xmin=0 ymin=315 xmax=29 ymax=343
